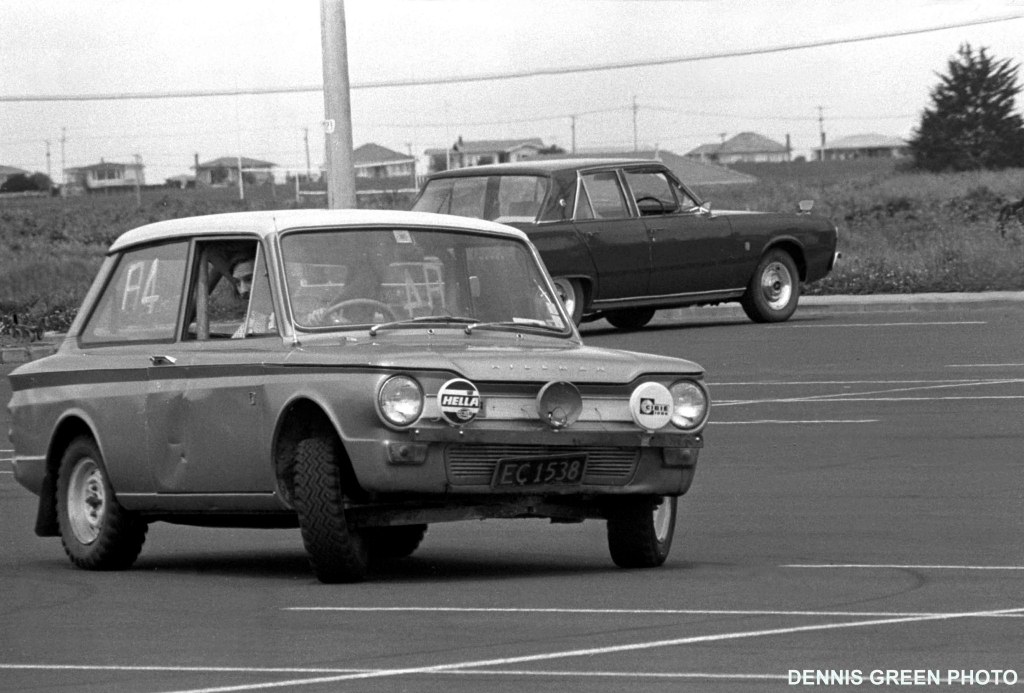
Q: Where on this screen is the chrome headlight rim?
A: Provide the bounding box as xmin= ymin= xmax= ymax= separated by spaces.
xmin=668 ymin=379 xmax=710 ymax=432
xmin=376 ymin=374 xmax=424 ymax=429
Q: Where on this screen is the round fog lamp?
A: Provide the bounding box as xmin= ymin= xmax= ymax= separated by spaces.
xmin=378 ymin=375 xmax=424 ymax=427
xmin=669 ymin=380 xmax=708 ymax=430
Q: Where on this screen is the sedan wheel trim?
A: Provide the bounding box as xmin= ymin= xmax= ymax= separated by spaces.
xmin=760 ymin=261 xmax=793 ymax=310
xmin=67 ymin=458 xmax=105 ymax=545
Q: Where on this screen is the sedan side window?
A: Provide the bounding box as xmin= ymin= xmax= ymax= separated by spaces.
xmin=80 ymin=241 xmax=189 ymax=344
xmin=624 ymin=170 xmax=680 ymax=216
xmin=578 ymin=172 xmax=628 ymax=219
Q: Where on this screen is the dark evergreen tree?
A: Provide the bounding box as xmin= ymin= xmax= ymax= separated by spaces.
xmin=910 ymin=44 xmax=1024 ymax=171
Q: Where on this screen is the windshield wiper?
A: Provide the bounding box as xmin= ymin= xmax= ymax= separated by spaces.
xmin=463 ymin=319 xmax=563 ymax=335
xmin=369 ymin=315 xmax=479 ymax=336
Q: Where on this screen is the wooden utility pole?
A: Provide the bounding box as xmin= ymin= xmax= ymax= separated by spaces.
xmin=320 ymin=0 xmax=356 ymax=209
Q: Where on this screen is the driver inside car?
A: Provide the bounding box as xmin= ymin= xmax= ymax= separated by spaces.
xmin=303 ymin=236 xmax=393 ymax=325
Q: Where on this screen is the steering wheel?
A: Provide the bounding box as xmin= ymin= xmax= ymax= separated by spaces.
xmin=319 ymin=298 xmax=399 ymax=324
xmin=635 ymin=195 xmax=667 ymax=215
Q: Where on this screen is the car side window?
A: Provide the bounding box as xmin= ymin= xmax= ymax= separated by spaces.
xmin=624 ymin=170 xmax=680 ymax=216
xmin=80 ymin=241 xmax=189 ymax=344
xmin=185 ymin=240 xmax=263 ymax=340
xmin=578 ymin=171 xmax=628 ymax=219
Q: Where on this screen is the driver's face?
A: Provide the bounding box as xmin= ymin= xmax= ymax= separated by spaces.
xmin=233 ymin=262 xmax=254 ymax=299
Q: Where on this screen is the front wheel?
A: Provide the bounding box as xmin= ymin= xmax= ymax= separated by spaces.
xmin=741 ymin=249 xmax=800 ymax=323
xmin=293 ymin=436 xmax=370 ymax=583
xmin=57 ymin=437 xmax=147 ymax=570
xmin=607 ymin=496 xmax=677 ymax=568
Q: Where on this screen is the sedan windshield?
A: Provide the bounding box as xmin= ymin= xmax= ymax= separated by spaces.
xmin=412 ymin=175 xmax=550 ymax=224
xmin=280 ymin=227 xmax=569 ymax=333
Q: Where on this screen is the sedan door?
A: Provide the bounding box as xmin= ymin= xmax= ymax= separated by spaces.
xmin=623 ymin=168 xmax=745 ymax=297
xmin=570 ymin=169 xmax=650 ymax=301
xmin=149 ymin=238 xmax=275 ymax=494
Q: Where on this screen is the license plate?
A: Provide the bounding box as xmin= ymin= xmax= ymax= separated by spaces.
xmin=492 ymin=453 xmax=587 ymax=487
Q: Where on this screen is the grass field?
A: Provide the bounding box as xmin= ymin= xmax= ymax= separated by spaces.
xmin=2 ymin=160 xmax=1023 ymax=336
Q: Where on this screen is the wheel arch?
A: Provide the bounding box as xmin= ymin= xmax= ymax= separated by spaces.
xmin=36 ymin=413 xmax=101 ymax=536
xmin=272 ymin=396 xmax=365 ymax=509
xmin=762 ymin=238 xmax=807 ymax=281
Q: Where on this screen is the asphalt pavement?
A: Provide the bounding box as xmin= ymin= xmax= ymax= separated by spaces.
xmin=5 ymin=292 xmax=1021 ymax=365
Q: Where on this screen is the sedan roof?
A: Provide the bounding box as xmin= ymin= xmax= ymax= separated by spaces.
xmin=109 ymin=208 xmax=529 ymax=252
xmin=424 ymin=157 xmax=657 ymax=179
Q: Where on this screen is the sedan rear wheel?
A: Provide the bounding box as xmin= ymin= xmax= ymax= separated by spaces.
xmin=57 ymin=436 xmax=147 ymax=570
xmin=741 ymin=249 xmax=800 ymax=322
xmin=551 ymin=277 xmax=583 ymax=325
xmin=607 ymin=496 xmax=677 ymax=568
xmin=293 ymin=436 xmax=370 ymax=583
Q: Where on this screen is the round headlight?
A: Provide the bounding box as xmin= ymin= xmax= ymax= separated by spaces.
xmin=669 ymin=380 xmax=709 ymax=431
xmin=377 ymin=375 xmax=424 ymax=427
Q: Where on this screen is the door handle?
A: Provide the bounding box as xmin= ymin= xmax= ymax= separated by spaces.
xmin=150 ymin=355 xmax=177 ymax=366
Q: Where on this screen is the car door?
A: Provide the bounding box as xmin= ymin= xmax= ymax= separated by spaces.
xmin=570 ymin=169 xmax=650 ymax=301
xmin=623 ymin=168 xmax=744 ymax=296
xmin=150 ymin=238 xmax=274 ymax=494
xmin=77 ymin=239 xmax=192 ymax=495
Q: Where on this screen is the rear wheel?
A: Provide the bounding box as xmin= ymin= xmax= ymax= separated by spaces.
xmin=605 ymin=307 xmax=656 ymax=330
xmin=607 ymin=496 xmax=677 ymax=568
xmin=741 ymin=249 xmax=800 ymax=323
xmin=293 ymin=436 xmax=370 ymax=583
xmin=551 ymin=277 xmax=584 ymax=325
xmin=57 ymin=437 xmax=147 ymax=570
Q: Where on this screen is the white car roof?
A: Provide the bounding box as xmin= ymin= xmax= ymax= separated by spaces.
xmin=108 ymin=208 xmax=529 ymax=253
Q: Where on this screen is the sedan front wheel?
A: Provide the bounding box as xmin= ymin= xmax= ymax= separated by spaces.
xmin=607 ymin=496 xmax=677 ymax=568
xmin=741 ymin=249 xmax=800 ymax=323
xmin=293 ymin=436 xmax=370 ymax=583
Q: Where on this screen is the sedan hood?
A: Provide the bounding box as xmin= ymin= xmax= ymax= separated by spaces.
xmin=283 ymin=334 xmax=703 ymax=383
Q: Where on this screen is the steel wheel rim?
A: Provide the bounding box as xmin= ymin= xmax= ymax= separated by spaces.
xmin=67 ymin=458 xmax=105 ymax=544
xmin=760 ymin=261 xmax=793 ymax=310
xmin=652 ymin=497 xmax=673 ymax=543
xmin=552 ymin=278 xmax=577 ymax=318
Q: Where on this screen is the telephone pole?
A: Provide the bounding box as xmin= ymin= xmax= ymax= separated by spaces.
xmin=818 ymin=106 xmax=826 ymax=162
xmin=320 ymin=0 xmax=356 ymax=209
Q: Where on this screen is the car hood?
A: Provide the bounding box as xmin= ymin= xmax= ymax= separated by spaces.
xmin=283 ymin=334 xmax=703 ymax=383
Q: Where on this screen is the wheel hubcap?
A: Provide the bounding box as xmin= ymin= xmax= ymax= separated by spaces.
xmin=760 ymin=261 xmax=793 ymax=310
xmin=553 ymin=278 xmax=577 ymax=317
xmin=68 ymin=458 xmax=105 ymax=544
xmin=652 ymin=497 xmax=673 ymax=543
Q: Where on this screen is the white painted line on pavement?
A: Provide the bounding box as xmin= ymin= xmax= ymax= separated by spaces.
xmin=711 ymin=419 xmax=879 ymax=424
xmin=786 ymin=563 xmax=1024 ymax=571
xmin=285 ymin=606 xmax=1019 ymax=618
xmin=716 ymin=378 xmax=1024 ymax=407
xmin=152 ymin=604 xmax=1024 ymax=693
xmin=778 ymin=321 xmax=987 ymax=328
xmin=948 ymin=363 xmax=1024 ymax=368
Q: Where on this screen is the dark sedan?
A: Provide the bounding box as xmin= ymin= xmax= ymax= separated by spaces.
xmin=412 ymin=158 xmax=839 ymax=329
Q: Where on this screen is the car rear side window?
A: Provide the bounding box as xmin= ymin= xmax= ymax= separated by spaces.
xmin=578 ymin=171 xmax=628 ymax=219
xmin=80 ymin=241 xmax=189 ymax=344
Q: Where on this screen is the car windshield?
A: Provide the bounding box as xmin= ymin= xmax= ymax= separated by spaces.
xmin=280 ymin=227 xmax=569 ymax=333
xmin=412 ymin=175 xmax=550 ymax=224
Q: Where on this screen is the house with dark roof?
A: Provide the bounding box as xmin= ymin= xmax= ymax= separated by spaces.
xmin=819 ymin=134 xmax=909 ymax=161
xmin=194 ymin=156 xmax=276 ymax=187
xmin=686 ymin=132 xmax=790 ymax=164
xmin=426 ymin=137 xmax=546 ymax=173
xmin=64 ymin=159 xmax=145 ymax=192
xmin=352 ymin=143 xmax=417 ymax=196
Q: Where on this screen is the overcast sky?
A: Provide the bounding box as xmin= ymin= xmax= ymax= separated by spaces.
xmin=3 ymin=0 xmax=1023 ymax=183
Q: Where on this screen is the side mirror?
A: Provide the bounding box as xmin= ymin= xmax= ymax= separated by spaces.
xmin=798 ymin=199 xmax=815 ymax=214
xmin=698 ymin=201 xmax=712 ymax=216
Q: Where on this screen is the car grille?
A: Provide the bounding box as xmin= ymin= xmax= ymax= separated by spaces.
xmin=445 ymin=444 xmax=638 ymax=486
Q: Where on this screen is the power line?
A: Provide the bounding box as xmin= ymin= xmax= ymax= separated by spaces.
xmin=2 ymin=14 xmax=1020 ymax=103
